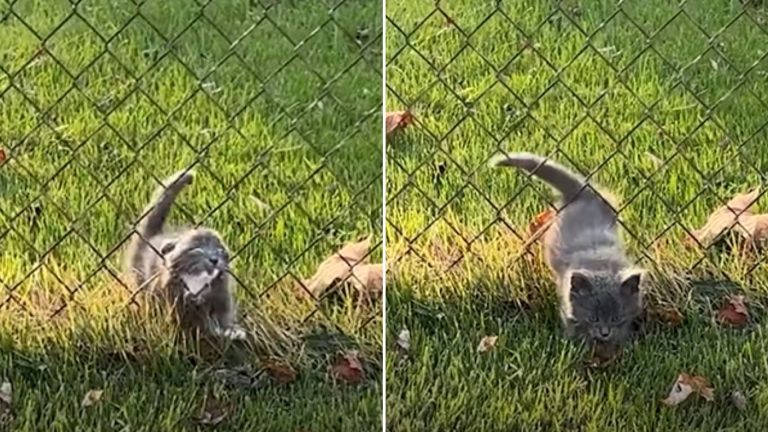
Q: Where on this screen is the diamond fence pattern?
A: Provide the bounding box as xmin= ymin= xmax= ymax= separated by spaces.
xmin=386 ymin=1 xmax=768 ymax=301
xmin=0 ymin=0 xmax=382 ymax=345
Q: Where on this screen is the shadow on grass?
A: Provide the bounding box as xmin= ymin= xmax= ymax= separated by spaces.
xmin=386 ymin=272 xmax=768 ymax=431
xmin=0 ymin=304 xmax=382 ymax=431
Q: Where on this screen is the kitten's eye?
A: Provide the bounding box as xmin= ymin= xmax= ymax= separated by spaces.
xmin=610 ymin=316 xmax=620 ymax=323
xmin=588 ymin=316 xmax=598 ymax=323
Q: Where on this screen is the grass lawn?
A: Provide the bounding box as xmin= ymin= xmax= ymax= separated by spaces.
xmin=0 ymin=0 xmax=382 ymax=430
xmin=386 ymin=0 xmax=768 ymax=430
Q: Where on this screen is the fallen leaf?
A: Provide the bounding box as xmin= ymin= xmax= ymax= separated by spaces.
xmin=0 ymin=381 xmax=10 ymax=406
xmin=476 ymin=335 xmax=498 ymax=353
xmin=690 ymin=187 xmax=768 ymax=246
xmin=0 ymin=148 xmax=6 ymax=163
xmin=583 ymin=343 xmax=622 ymax=369
xmin=395 ymin=328 xmax=410 ymax=352
xmin=350 ymin=263 xmax=383 ymax=299
xmin=262 ymin=359 xmax=298 ymax=385
xmin=662 ymin=373 xmax=714 ymax=406
xmin=717 ymin=295 xmax=749 ymax=327
xmin=528 ymin=209 xmax=555 ymax=238
xmin=81 ymin=389 xmax=104 ymax=408
xmin=303 ymin=237 xmax=372 ymax=298
xmin=329 ymin=350 xmax=365 ymax=383
xmin=386 ymin=111 xmax=413 ymax=135
xmin=730 ymin=390 xmax=747 ymax=411
xmin=653 ymin=305 xmax=684 ymax=328
xmin=195 ymin=393 xmax=231 ymax=426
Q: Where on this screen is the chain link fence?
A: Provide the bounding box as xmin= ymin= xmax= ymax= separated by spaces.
xmin=0 ymin=0 xmax=382 ymax=355
xmin=386 ymin=1 xmax=768 ymax=306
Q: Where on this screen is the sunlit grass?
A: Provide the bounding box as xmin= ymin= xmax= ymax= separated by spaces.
xmin=0 ymin=0 xmax=382 ymax=430
xmin=386 ymin=1 xmax=768 ymax=430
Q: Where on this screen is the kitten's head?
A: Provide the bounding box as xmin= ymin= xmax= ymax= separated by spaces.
xmin=162 ymin=228 xmax=230 ymax=290
xmin=568 ymin=268 xmax=643 ymax=345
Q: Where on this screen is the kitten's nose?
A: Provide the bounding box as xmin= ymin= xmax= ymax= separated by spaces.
xmin=209 ymin=257 xmax=219 ymax=266
xmin=598 ymin=327 xmax=611 ymax=339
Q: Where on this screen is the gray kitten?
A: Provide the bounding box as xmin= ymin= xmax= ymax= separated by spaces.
xmin=490 ymin=152 xmax=644 ymax=348
xmin=124 ymin=169 xmax=245 ymax=341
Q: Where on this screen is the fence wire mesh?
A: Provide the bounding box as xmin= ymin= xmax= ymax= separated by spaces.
xmin=386 ymin=1 xmax=768 ymax=306
xmin=0 ymin=0 xmax=382 ymax=353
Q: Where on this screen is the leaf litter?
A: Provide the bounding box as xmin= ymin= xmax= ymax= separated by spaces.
xmin=261 ymin=359 xmax=298 ymax=385
xmin=716 ymin=295 xmax=749 ymax=328
xmin=328 ymin=350 xmax=365 ymax=384
xmin=476 ymin=335 xmax=498 ymax=353
xmin=386 ymin=111 xmax=413 ymax=135
xmin=650 ymin=304 xmax=684 ymax=328
xmin=689 ymin=187 xmax=768 ymax=246
xmin=528 ymin=209 xmax=555 ymax=238
xmin=81 ymin=389 xmax=104 ymax=408
xmin=583 ymin=344 xmax=623 ymax=369
xmin=195 ymin=392 xmax=232 ymax=426
xmin=662 ymin=373 xmax=714 ymax=406
xmin=302 ymin=236 xmax=382 ymax=301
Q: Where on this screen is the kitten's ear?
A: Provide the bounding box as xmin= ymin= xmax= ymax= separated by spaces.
xmin=620 ymin=268 xmax=643 ymax=295
xmin=160 ymin=241 xmax=176 ymax=255
xmin=568 ymin=271 xmax=593 ymax=297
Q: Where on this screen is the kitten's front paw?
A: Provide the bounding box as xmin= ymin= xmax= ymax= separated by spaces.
xmin=223 ymin=326 xmax=247 ymax=341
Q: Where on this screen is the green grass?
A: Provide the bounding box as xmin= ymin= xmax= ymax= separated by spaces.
xmin=386 ymin=0 xmax=768 ymax=430
xmin=0 ymin=0 xmax=382 ymax=430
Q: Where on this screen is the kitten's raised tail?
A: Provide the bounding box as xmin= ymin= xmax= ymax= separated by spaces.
xmin=127 ymin=169 xmax=195 ymax=285
xmin=138 ymin=170 xmax=195 ymax=238
xmin=489 ymin=152 xmax=588 ymax=201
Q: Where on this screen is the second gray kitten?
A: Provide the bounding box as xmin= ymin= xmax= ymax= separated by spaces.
xmin=491 ymin=152 xmax=644 ymax=348
xmin=124 ymin=169 xmax=245 ymax=341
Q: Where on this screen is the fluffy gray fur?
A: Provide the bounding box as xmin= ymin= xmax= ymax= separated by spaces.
xmin=490 ymin=152 xmax=644 ymax=348
xmin=124 ymin=169 xmax=244 ymax=341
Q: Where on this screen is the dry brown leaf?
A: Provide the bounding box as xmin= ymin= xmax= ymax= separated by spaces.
xmin=528 ymin=209 xmax=555 ymax=238
xmin=303 ymin=237 xmax=371 ymax=298
xmin=386 ymin=111 xmax=413 ymax=135
xmin=690 ymin=187 xmax=766 ymax=246
xmin=730 ymin=390 xmax=747 ymax=411
xmin=196 ymin=393 xmax=231 ymax=426
xmin=662 ymin=373 xmax=714 ymax=406
xmin=350 ymin=263 xmax=383 ymax=298
xmin=716 ymin=295 xmax=749 ymax=328
xmin=0 ymin=148 xmax=6 ymax=163
xmin=476 ymin=335 xmax=498 ymax=353
xmin=653 ymin=305 xmax=684 ymax=328
xmin=262 ymin=359 xmax=298 ymax=385
xmin=81 ymin=389 xmax=104 ymax=408
xmin=328 ymin=350 xmax=365 ymax=383
xmin=583 ymin=344 xmax=622 ymax=369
